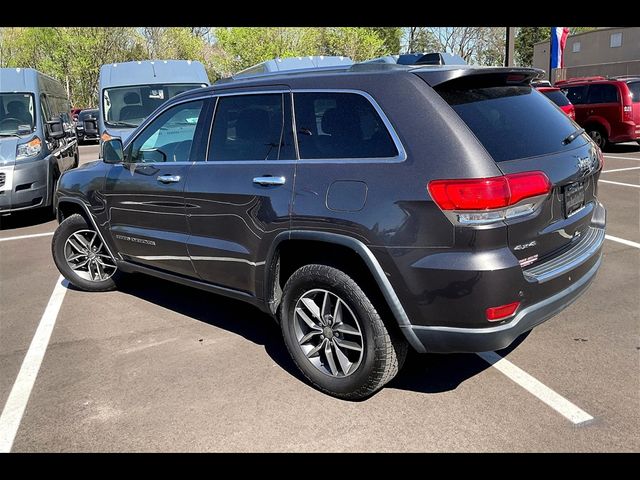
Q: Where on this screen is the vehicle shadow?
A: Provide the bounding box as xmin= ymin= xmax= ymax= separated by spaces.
xmin=387 ymin=332 xmax=529 ymax=395
xmin=605 ymin=143 xmax=640 ymax=154
xmin=115 ymin=273 xmax=305 ymax=382
xmin=0 ymin=209 xmax=56 ymax=230
xmin=114 ymin=273 xmax=531 ymax=398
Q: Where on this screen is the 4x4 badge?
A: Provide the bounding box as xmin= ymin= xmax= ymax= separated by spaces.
xmin=514 ymin=240 xmax=537 ymax=251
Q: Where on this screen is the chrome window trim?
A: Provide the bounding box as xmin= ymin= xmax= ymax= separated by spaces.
xmin=122 ymin=94 xmax=214 ymax=150
xmin=197 ymin=88 xmax=407 ymax=164
xmin=291 ymin=88 xmax=407 ymax=163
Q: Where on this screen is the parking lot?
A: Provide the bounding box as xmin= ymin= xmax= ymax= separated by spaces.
xmin=0 ymin=143 xmax=638 ymax=452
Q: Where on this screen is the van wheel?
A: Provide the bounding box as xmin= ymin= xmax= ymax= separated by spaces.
xmin=52 ymin=214 xmax=118 ymax=292
xmin=587 ymin=127 xmax=608 ymax=150
xmin=280 ymin=264 xmax=407 ymax=400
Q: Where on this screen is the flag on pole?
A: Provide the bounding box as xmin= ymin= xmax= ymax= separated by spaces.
xmin=550 ymin=27 xmax=570 ymax=69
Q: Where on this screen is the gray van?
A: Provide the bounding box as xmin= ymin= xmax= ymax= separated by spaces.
xmin=98 ymin=60 xmax=209 ymax=144
xmin=0 ymin=68 xmax=78 ymax=214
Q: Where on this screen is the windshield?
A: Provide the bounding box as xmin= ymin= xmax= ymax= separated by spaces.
xmin=0 ymin=93 xmax=36 ymax=135
xmin=437 ymin=85 xmax=584 ymax=162
xmin=102 ymin=83 xmax=203 ymax=128
xmin=78 ymin=110 xmax=98 ymax=121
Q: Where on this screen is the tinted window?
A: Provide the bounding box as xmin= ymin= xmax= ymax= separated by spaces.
xmin=627 ymin=81 xmax=640 ymax=103
xmin=541 ymin=90 xmax=570 ymax=107
xmin=437 ymin=85 xmax=583 ymax=163
xmin=587 ymin=84 xmax=619 ymax=104
xmin=128 ymin=100 xmax=204 ymax=163
xmin=564 ymin=85 xmax=588 ymax=105
xmin=208 ymin=94 xmax=285 ymax=161
xmin=294 ymin=92 xmax=398 ymax=159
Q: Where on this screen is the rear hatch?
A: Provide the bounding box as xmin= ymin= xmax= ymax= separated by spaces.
xmin=420 ymin=69 xmax=602 ymax=266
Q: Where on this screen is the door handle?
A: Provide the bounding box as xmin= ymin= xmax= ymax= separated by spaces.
xmin=157 ymin=174 xmax=181 ymax=184
xmin=253 ymin=176 xmax=286 ymax=186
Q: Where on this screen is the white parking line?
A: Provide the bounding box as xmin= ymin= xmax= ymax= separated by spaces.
xmin=602 ymin=166 xmax=640 ymax=173
xmin=0 ymin=275 xmax=67 ymax=453
xmin=477 ymin=351 xmax=593 ymax=425
xmin=599 ymin=180 xmax=640 ymax=188
xmin=0 ymin=232 xmax=54 ymax=242
xmin=605 ymin=234 xmax=640 ymax=249
xmin=603 ymin=155 xmax=640 ymax=162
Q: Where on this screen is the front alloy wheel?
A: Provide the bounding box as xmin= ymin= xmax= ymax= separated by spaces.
xmin=52 ymin=213 xmax=118 ymax=292
xmin=64 ymin=229 xmax=117 ymax=282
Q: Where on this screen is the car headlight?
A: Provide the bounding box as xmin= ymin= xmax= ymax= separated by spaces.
xmin=16 ymin=137 xmax=42 ymax=160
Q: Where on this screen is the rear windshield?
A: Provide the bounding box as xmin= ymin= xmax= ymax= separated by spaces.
xmin=628 ymin=81 xmax=640 ymax=103
xmin=437 ymin=85 xmax=583 ymax=162
xmin=541 ymin=89 xmax=571 ymax=107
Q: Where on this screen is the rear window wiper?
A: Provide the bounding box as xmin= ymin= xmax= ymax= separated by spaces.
xmin=562 ymin=128 xmax=585 ymax=145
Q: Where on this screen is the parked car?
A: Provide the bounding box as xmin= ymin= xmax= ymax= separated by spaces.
xmin=556 ymin=76 xmax=640 ymax=149
xmin=51 ymin=61 xmax=605 ymax=399
xmin=71 ymin=108 xmax=82 ymax=122
xmin=0 ymin=68 xmax=78 ymax=215
xmin=75 ymin=108 xmax=99 ymax=144
xmin=98 ymin=60 xmax=210 ymax=146
xmin=534 ymin=85 xmax=576 ymax=120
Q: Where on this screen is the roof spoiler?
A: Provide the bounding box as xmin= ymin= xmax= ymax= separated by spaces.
xmin=417 ymin=67 xmax=545 ymax=88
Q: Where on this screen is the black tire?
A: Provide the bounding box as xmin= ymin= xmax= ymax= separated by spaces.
xmin=587 ymin=126 xmax=608 ymax=151
xmin=280 ymin=264 xmax=408 ymax=400
xmin=51 ymin=213 xmax=118 ymax=292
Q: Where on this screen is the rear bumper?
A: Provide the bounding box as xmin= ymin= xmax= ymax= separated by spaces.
xmin=609 ymin=121 xmax=640 ymax=143
xmin=395 ymin=201 xmax=606 ymax=353
xmin=407 ymin=254 xmax=601 ymax=352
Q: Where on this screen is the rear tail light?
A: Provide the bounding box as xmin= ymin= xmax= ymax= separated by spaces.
xmin=623 ymin=104 xmax=633 ymax=121
xmin=569 ymin=107 xmax=576 ymax=120
xmin=597 ymin=148 xmax=605 ymax=170
xmin=428 ymin=172 xmax=551 ymax=225
xmin=486 ymin=301 xmax=520 ymax=321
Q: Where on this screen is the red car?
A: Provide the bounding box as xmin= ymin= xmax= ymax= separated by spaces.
xmin=535 ymin=85 xmax=576 ymax=120
xmin=556 ymin=76 xmax=640 ymax=150
xmin=70 ymin=107 xmax=82 ymax=122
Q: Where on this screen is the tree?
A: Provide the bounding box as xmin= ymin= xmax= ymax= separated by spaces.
xmin=515 ymin=27 xmax=549 ymax=67
xmin=321 ymin=27 xmax=388 ymax=61
xmin=422 ymin=27 xmax=506 ymax=65
xmin=404 ymin=27 xmax=439 ymax=53
xmin=365 ymin=27 xmax=402 ymax=54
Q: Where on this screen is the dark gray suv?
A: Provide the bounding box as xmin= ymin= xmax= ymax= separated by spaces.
xmin=51 ymin=63 xmax=606 ymax=399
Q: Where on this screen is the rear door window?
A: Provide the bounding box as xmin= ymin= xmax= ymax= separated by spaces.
xmin=627 ymin=81 xmax=640 ymax=103
xmin=587 ymin=84 xmax=619 ymax=104
xmin=564 ymin=85 xmax=588 ymax=105
xmin=208 ymin=94 xmax=286 ymax=161
xmin=293 ymin=92 xmax=398 ymax=159
xmin=437 ymin=85 xmax=583 ymax=162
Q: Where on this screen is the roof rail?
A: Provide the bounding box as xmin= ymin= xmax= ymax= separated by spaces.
xmin=608 ymin=74 xmax=640 ymax=80
xmin=555 ymin=76 xmax=607 ymax=84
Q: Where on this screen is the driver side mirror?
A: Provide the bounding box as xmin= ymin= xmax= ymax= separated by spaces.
xmin=46 ymin=117 xmax=65 ymax=140
xmin=103 ymin=138 xmax=124 ymax=164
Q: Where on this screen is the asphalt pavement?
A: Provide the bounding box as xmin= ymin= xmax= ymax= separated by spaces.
xmin=0 ymin=143 xmax=638 ymax=452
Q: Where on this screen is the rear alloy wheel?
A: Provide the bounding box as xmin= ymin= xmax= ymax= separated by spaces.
xmin=587 ymin=127 xmax=608 ymax=150
xmin=280 ymin=264 xmax=407 ymax=400
xmin=52 ymin=213 xmax=118 ymax=292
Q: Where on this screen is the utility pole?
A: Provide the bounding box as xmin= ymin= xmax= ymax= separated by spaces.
xmin=505 ymin=27 xmax=516 ymax=66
